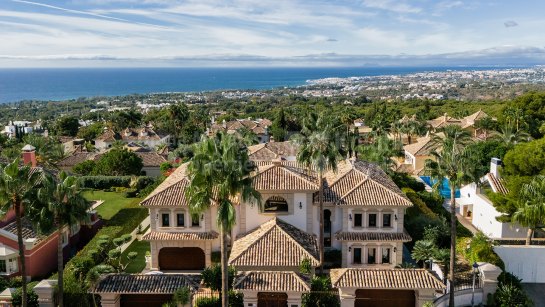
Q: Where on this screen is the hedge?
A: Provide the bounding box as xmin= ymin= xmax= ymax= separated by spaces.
xmin=77 ymin=176 xmax=155 ymax=190
xmin=402 ymin=188 xmax=438 ymax=219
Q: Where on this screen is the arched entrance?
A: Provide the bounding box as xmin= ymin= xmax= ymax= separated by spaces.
xmin=158 ymin=247 xmax=205 ymax=270
xmin=324 ymin=209 xmax=332 ymax=247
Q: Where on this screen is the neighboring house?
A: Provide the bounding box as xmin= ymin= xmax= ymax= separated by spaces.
xmin=0 ymin=146 xmax=101 ymax=279
xmin=95 ymin=126 xmax=170 ymax=150
xmin=458 ymin=158 xmax=527 ymax=239
xmin=401 ymin=136 xmax=438 ymax=175
xmin=427 ymin=110 xmax=491 ymax=139
xmin=57 ymin=147 xmax=99 ymax=173
xmin=134 ymin=141 xmax=444 ymax=307
xmin=208 ymin=118 xmax=271 ymax=143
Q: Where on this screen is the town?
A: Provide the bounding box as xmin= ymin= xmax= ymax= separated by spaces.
xmin=0 ymin=86 xmax=543 ymax=307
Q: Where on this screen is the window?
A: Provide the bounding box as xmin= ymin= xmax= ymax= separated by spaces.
xmin=161 ymin=213 xmax=170 ymax=227
xmin=382 ymin=248 xmax=391 ymax=264
xmin=176 ymin=213 xmax=185 ymax=227
xmin=354 ymin=213 xmax=363 ymax=227
xmin=8 ymin=258 xmax=17 ymax=273
xmin=192 ymin=214 xmax=200 ymax=227
xmin=263 ymin=196 xmax=288 ymax=212
xmin=383 ymin=214 xmax=392 ymax=227
xmin=368 ymin=214 xmax=377 ymax=227
xmin=0 ymin=260 xmax=5 ymax=273
xmin=353 ymin=247 xmax=362 ymax=264
xmin=367 ymin=247 xmax=376 ymax=264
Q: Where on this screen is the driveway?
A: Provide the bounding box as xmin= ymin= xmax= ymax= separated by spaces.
xmin=523 ymin=283 xmax=545 ymax=307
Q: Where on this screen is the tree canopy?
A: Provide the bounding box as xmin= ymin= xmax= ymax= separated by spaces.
xmin=92 ymin=148 xmax=143 ymax=176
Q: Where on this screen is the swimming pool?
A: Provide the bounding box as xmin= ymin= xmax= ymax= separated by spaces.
xmin=419 ymin=176 xmax=460 ymax=198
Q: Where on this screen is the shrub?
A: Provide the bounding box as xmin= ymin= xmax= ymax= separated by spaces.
xmin=211 ymin=251 xmax=221 ymax=264
xmin=194 ymin=297 xmax=219 ymax=307
xmin=392 ymin=172 xmax=426 ymax=192
xmin=78 ymin=176 xmax=155 ymax=190
xmin=301 ymin=276 xmax=340 ymax=307
xmin=11 ymin=287 xmax=39 ymax=307
xmin=403 ymin=188 xmax=437 ymax=219
xmin=492 ymin=284 xmax=533 ymax=307
xmin=124 ymin=189 xmax=138 ymax=198
xmin=201 ymin=264 xmax=236 ymax=291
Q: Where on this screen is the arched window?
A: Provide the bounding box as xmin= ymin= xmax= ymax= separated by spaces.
xmin=264 ymin=196 xmax=289 ymax=212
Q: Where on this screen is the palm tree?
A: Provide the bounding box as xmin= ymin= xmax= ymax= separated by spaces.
xmin=294 ymin=118 xmax=342 ymax=274
xmin=512 ymin=176 xmax=545 ymax=245
xmin=0 ymin=159 xmax=43 ymax=307
xmin=357 ymin=135 xmax=402 ymax=173
xmin=494 ymin=123 xmax=531 ymax=145
xmin=411 ymin=240 xmax=436 ymax=269
xmin=35 ymin=172 xmax=90 ymax=307
xmin=186 ymin=133 xmax=261 ymax=307
xmin=425 ymin=125 xmax=473 ymax=307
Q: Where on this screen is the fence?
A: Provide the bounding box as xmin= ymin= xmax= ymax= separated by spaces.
xmin=453 ymin=271 xmax=482 ymax=292
xmin=493 ymin=238 xmax=545 ymax=245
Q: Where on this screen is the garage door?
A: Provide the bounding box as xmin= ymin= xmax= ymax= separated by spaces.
xmin=258 ymin=292 xmax=288 ymax=307
xmin=355 ymin=289 xmax=415 ymax=307
xmin=120 ymin=294 xmax=172 ymax=307
xmin=158 ymin=247 xmax=205 ymax=270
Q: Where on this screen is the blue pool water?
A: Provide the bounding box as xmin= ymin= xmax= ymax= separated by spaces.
xmin=420 ymin=176 xmax=460 ymax=199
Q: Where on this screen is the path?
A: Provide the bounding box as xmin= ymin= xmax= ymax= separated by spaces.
xmin=442 ymin=199 xmax=479 ymax=235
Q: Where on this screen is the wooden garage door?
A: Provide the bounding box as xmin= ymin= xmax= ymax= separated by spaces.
xmin=355 ymin=289 xmax=415 ymax=307
xmin=120 ymin=294 xmax=172 ymax=307
xmin=258 ymin=292 xmax=288 ymax=307
xmin=158 ymin=247 xmax=205 ymax=270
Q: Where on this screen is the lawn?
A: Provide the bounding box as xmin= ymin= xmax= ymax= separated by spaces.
xmin=83 ymin=191 xmax=142 ymax=220
xmin=121 ymin=239 xmax=150 ymax=273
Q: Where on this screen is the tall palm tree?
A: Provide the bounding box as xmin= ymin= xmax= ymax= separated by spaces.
xmin=34 ymin=172 xmax=90 ymax=307
xmin=186 ymin=133 xmax=260 ymax=307
xmin=357 ymin=135 xmax=402 ymax=173
xmin=425 ymin=125 xmax=473 ymax=307
xmin=494 ymin=123 xmax=531 ymax=145
xmin=512 ymin=176 xmax=545 ymax=245
xmin=294 ymin=119 xmax=342 ymax=274
xmin=0 ymin=159 xmax=43 ymax=307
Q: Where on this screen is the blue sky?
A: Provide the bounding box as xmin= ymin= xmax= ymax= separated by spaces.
xmin=0 ymin=0 xmax=544 ymax=67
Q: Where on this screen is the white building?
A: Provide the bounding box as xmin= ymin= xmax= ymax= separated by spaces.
xmin=458 ymin=158 xmax=527 ymax=239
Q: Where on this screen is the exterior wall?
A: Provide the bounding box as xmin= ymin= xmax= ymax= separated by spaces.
xmin=342 ymin=241 xmax=402 ymax=268
xmin=414 ymin=154 xmax=432 ymax=171
xmin=338 ymin=287 xmax=435 ymax=307
xmin=494 ymin=245 xmax=545 ymax=283
xmin=459 ymin=183 xmax=526 ymax=239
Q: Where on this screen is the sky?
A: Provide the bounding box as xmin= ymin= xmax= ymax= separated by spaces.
xmin=0 ymin=0 xmax=544 ymax=67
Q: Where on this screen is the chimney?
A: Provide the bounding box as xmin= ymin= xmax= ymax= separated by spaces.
xmin=21 ymin=144 xmax=37 ymax=167
xmin=490 ymin=158 xmax=502 ymax=178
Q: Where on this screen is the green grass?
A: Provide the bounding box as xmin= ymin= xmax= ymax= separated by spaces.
xmin=83 ymin=191 xmax=142 ymax=220
xmin=121 ymin=240 xmax=150 ymax=273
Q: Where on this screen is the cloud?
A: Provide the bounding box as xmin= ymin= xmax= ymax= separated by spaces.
xmin=326 ymin=38 xmax=338 ymax=42
xmin=361 ymin=0 xmax=421 ymax=14
xmin=504 ymin=20 xmax=518 ymax=28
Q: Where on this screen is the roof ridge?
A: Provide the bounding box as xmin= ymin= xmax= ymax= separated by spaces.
xmin=229 ymin=219 xmax=278 ymax=264
xmin=279 ymin=165 xmax=319 ymax=188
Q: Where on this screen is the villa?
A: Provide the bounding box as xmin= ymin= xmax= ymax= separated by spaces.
xmin=90 ymin=141 xmax=445 ymax=307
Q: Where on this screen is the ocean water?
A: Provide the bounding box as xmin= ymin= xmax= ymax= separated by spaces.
xmin=0 ymin=66 xmax=517 ymax=103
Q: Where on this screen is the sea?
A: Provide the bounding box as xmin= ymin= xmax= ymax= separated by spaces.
xmin=0 ymin=66 xmax=523 ymax=104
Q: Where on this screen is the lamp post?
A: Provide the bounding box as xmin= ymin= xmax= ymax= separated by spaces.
xmin=471 ymin=262 xmax=478 ymax=307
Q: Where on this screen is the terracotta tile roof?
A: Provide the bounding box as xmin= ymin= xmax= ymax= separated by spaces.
xmin=93 ymin=273 xmax=201 ymax=294
xmin=2 ymin=218 xmax=45 ymax=244
xmin=403 ymin=136 xmax=437 ymax=156
xmin=121 ymin=127 xmax=165 ymax=141
xmin=335 ymin=231 xmax=412 ymax=242
xmin=486 ymin=173 xmax=509 ymax=195
xmin=141 ymin=163 xmax=190 ymax=207
xmin=142 ymin=231 xmax=218 ymax=241
xmin=96 ymin=129 xmax=120 ymax=142
xmin=248 ymin=141 xmax=298 ymax=160
xmin=58 ymin=152 xmax=98 ymax=167
xmin=330 ymin=269 xmax=445 ymax=290
xmin=229 ymin=218 xmax=319 ymax=267
xmin=428 ymin=114 xmax=463 ymax=129
xmin=462 ymin=110 xmax=489 ymax=128
xmin=136 ymin=152 xmax=167 ymax=167
xmin=253 ymin=163 xmax=319 ymax=191
xmin=321 ymin=160 xmax=412 ymax=207
xmin=234 ymin=271 xmax=311 ymax=292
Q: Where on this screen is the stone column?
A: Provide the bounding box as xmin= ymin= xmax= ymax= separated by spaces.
xmin=416 ymin=289 xmax=436 ymax=307
xmin=150 ymin=241 xmax=159 ymax=270
xmin=34 ymin=279 xmax=57 ymax=307
xmin=478 ymin=262 xmax=502 ymax=304
xmin=339 ymin=288 xmax=356 ymax=307
xmin=99 ymin=293 xmax=121 ymax=307
xmin=287 ymin=292 xmax=302 ymax=306
xmin=242 ymin=290 xmax=258 ymax=307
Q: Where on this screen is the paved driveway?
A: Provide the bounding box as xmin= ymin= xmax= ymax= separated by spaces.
xmin=523 ymin=283 xmax=545 ymax=307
